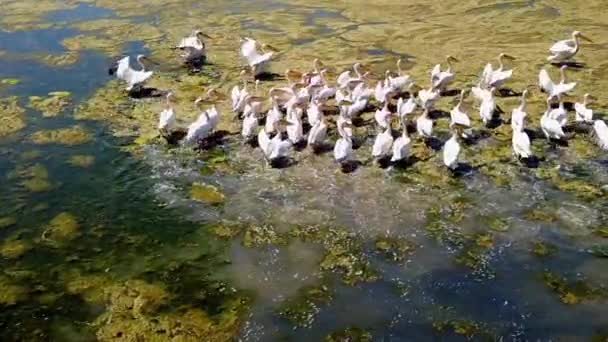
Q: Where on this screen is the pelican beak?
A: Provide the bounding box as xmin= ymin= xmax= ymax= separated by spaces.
xmin=202 ymin=33 xmax=213 ymax=39
xmin=447 ymin=56 xmax=459 ymax=63
xmin=588 ymin=95 xmax=598 ymax=101
xmin=580 ymin=34 xmax=593 ymax=43
xmin=262 ymin=44 xmax=279 ymax=52
xmin=502 ymin=54 xmax=516 ymax=60
xmin=142 ymin=56 xmax=160 ymax=65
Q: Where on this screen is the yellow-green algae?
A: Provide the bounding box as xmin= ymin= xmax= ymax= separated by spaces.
xmin=374 ymin=236 xmax=415 ymax=263
xmin=0 ymin=96 xmax=26 ymax=138
xmin=190 ymin=182 xmax=225 ymax=206
xmin=28 ymin=91 xmax=72 ymax=117
xmin=278 ymin=282 xmax=332 ymax=328
xmin=30 ymin=125 xmax=92 ymax=145
xmin=532 ymin=241 xmax=557 ymax=257
xmin=42 ymin=212 xmax=80 ymax=245
xmin=1 ymin=78 xmax=20 ymax=85
xmin=0 ymin=276 xmax=28 ymax=306
xmin=39 ymin=52 xmax=80 ymax=67
xmin=325 ymin=327 xmax=372 ymax=342
xmin=0 ymin=238 xmax=32 ymax=259
xmin=542 ymin=272 xmax=608 ymax=305
xmin=68 ymin=154 xmax=95 ymax=168
xmin=18 ymin=163 xmax=53 ymax=192
xmin=243 ymin=224 xmax=287 ymax=248
xmin=0 ymin=216 xmax=17 ymax=229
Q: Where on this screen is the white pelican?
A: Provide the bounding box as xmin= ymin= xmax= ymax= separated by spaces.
xmin=240 ymin=37 xmax=277 ymax=76
xmin=374 ymin=71 xmax=394 ymax=104
xmin=418 ymin=87 xmax=440 ymax=110
xmin=450 ymin=89 xmax=471 ymax=128
xmin=479 ymin=87 xmax=497 ymax=125
xmin=538 ymin=66 xmax=576 ymax=99
xmin=431 ymin=55 xmax=458 ymax=91
xmin=307 ymin=112 xmax=327 ymax=149
xmin=158 ymin=92 xmax=176 ymax=135
xmin=286 ymin=104 xmax=304 ymax=144
xmin=337 ymin=63 xmax=365 ymax=89
xmin=176 ymin=30 xmax=211 ymax=62
xmin=549 ymin=97 xmax=568 ymax=127
xmin=242 ymin=106 xmax=259 ymax=140
xmin=351 ymin=81 xmax=373 ymax=103
xmin=309 ymin=58 xmax=325 ymax=86
xmin=314 ymin=70 xmax=336 ymax=104
xmin=575 ymin=93 xmax=595 ymax=123
xmin=307 ymin=99 xmax=322 ymax=126
xmin=512 ymin=127 xmax=532 ymax=160
xmin=372 ymin=124 xmax=394 ymax=160
xmin=397 ymin=96 xmax=417 ymax=122
xmin=547 ymin=31 xmax=592 ymax=63
xmin=337 ymin=105 xmax=354 ymax=139
xmin=184 ymin=98 xmax=214 ymax=144
xmin=231 ymin=70 xmax=250 ymax=113
xmin=540 ymin=98 xmax=565 ymax=140
xmin=113 ymin=55 xmax=154 ymax=91
xmin=334 ymin=120 xmax=353 ymax=163
xmin=416 ymin=109 xmax=433 ymax=138
xmin=391 ymin=116 xmax=412 ymax=163
xmin=375 ymin=93 xmax=393 ymax=129
xmin=388 ymin=59 xmax=414 ymax=92
xmin=480 ymin=53 xmax=516 ymax=89
xmin=511 ymin=89 xmax=528 ymax=132
xmin=443 ymin=129 xmax=461 ymax=170
xmin=258 ymin=120 xmax=292 ymax=163
xmin=264 ymin=96 xmax=282 ymax=134
xmin=471 ymin=84 xmax=492 ymax=102
xmin=593 ymin=120 xmax=608 ymax=150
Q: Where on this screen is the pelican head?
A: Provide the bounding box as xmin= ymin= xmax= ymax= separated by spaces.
xmin=446 ymin=55 xmax=459 ymax=63
xmin=499 ymin=52 xmax=516 ymax=61
xmin=584 ymin=93 xmax=597 ymax=103
xmin=165 ymin=91 xmax=174 ymax=104
xmin=261 ymin=43 xmax=279 ymax=53
xmin=522 ymin=89 xmax=529 ymax=98
xmin=194 ymin=97 xmax=204 ymax=109
xmin=573 ymin=31 xmax=593 ymax=43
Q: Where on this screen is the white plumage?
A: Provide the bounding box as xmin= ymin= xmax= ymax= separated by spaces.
xmin=114 ymin=55 xmax=153 ymax=91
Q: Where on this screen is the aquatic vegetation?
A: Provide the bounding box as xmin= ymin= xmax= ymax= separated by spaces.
xmin=243 ymin=224 xmax=287 ymax=248
xmin=278 ymin=283 xmax=332 ymax=328
xmin=0 ymin=96 xmax=26 ymax=138
xmin=590 ymin=245 xmax=608 ymax=258
xmin=0 ymin=1 xmax=74 ymax=31
xmin=68 ymin=154 xmax=95 ymax=168
xmin=65 ymin=273 xmax=114 ymax=305
xmin=1 ymin=78 xmax=20 ymax=85
xmin=19 ymin=163 xmax=53 ymax=192
xmin=190 ymin=182 xmax=225 ymax=206
xmin=325 ymin=327 xmax=372 ymax=342
xmin=0 ymin=216 xmax=17 ymax=229
xmin=433 ymin=319 xmax=481 ymax=338
xmin=374 ymin=236 xmax=415 ymax=262
xmin=41 ymin=212 xmax=80 ymax=246
xmin=484 ymin=215 xmax=510 ymax=232
xmin=542 ymin=271 xmax=608 ymax=305
xmin=595 ymin=228 xmax=608 ymax=238
xmin=524 ymin=208 xmax=558 ymax=223
xmin=209 ymin=223 xmax=243 ymax=239
xmin=30 ymin=125 xmax=92 ymax=145
xmin=0 ymin=238 xmax=31 ymax=259
xmin=532 ymin=241 xmax=557 ymax=257
xmin=0 ymin=276 xmax=28 ymax=306
xmin=40 ymin=52 xmax=80 ymax=66
xmin=28 ymin=91 xmax=71 ymax=117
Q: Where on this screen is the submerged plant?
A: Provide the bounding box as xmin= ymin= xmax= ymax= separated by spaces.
xmin=28 ymin=91 xmax=72 ymax=117
xmin=18 ymin=163 xmax=53 ymax=192
xmin=67 ymin=155 xmax=95 ymax=168
xmin=0 ymin=96 xmax=26 ymax=138
xmin=325 ymin=327 xmax=372 ymax=342
xmin=278 ymin=283 xmax=332 ymax=328
xmin=0 ymin=216 xmax=17 ymax=229
xmin=0 ymin=237 xmax=31 ymax=259
xmin=41 ymin=212 xmax=80 ymax=246
xmin=31 ymin=125 xmax=92 ymax=145
xmin=190 ymin=182 xmax=225 ymax=206
xmin=0 ymin=276 xmax=28 ymax=306
xmin=374 ymin=236 xmax=415 ymax=262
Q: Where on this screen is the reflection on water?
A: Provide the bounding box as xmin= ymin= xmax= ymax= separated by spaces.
xmin=1 ymin=0 xmax=608 ymax=340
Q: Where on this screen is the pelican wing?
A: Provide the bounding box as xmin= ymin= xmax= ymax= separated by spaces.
xmin=372 ymin=131 xmax=393 ymax=158
xmin=443 ymin=137 xmax=460 ymax=169
xmin=258 ymin=128 xmax=271 ymax=156
xmin=551 ymin=82 xmax=576 ymax=97
xmin=334 ymin=138 xmax=352 ymax=162
xmin=480 ymin=63 xmax=493 ymax=87
xmin=337 ymin=70 xmax=352 ymax=89
xmin=490 ymin=69 xmax=513 ymax=87
xmin=471 ymin=85 xmax=489 ymax=101
xmin=391 ymin=136 xmax=411 ymax=161
xmin=115 ymin=56 xmax=131 ymax=80
xmin=550 ymin=39 xmax=575 ymax=54
xmin=538 ymin=69 xmax=554 ymax=94
xmin=231 ymin=86 xmax=241 ymax=109
xmin=430 ymin=64 xmax=441 ymax=80
xmin=417 ymin=116 xmax=433 ymax=137
xmin=450 ymin=108 xmax=470 ymax=127
xmin=512 ymin=130 xmax=531 ymax=158
xmin=594 ymin=120 xmax=608 ymax=150
xmin=159 ymin=108 xmax=176 ymax=131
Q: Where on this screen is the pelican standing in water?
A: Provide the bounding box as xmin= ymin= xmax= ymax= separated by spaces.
xmin=334 ymin=120 xmax=354 ymax=164
xmin=391 ymin=115 xmax=412 ymax=163
xmin=416 ymin=108 xmax=434 ymax=139
xmin=158 ymin=92 xmax=176 ymax=136
xmin=479 ymin=87 xmax=497 ymax=125
xmin=511 ymin=89 xmax=529 ymax=132
xmin=337 ymin=63 xmax=365 ymax=89
xmin=285 ymin=103 xmax=304 ymax=144
xmin=184 ymin=98 xmax=215 ymax=144
xmin=240 ymin=37 xmax=278 ymax=77
xmin=480 ymin=53 xmax=516 ymax=89
xmin=258 ymin=120 xmax=292 ymax=164
xmin=547 ymin=31 xmax=592 ymax=63
xmin=397 ymin=96 xmax=417 ymax=123
xmin=540 ymin=98 xmax=566 ymax=141
xmin=549 ymin=96 xmax=568 ymax=127
xmin=372 ymin=122 xmax=394 ymax=161
xmin=231 ymin=70 xmax=250 ymax=113
xmin=307 ymin=112 xmax=328 ymax=151
xmin=418 ymin=87 xmax=440 ymax=111
xmin=388 ymin=59 xmax=414 ymax=92
xmin=575 ymin=93 xmax=595 ymax=123
xmin=593 ymin=120 xmax=608 ymax=150
xmin=450 ymin=89 xmax=471 ymax=128
xmin=431 ymin=55 xmax=458 ymax=91
xmin=375 ymin=92 xmax=394 ymax=130
xmin=512 ymin=124 xmax=532 ymax=160
xmin=110 ymin=55 xmax=154 ymax=91
xmin=176 ymin=30 xmax=212 ymax=67
xmin=443 ymin=128 xmax=461 ymax=170
xmin=538 ymin=65 xmax=576 ymax=99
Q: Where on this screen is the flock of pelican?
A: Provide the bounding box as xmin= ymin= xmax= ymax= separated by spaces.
xmin=110 ymin=29 xmax=605 ymax=171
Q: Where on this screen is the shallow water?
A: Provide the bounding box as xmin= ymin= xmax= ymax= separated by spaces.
xmin=1 ymin=0 xmax=608 ymax=341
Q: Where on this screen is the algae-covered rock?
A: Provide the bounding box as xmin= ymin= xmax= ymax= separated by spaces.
xmin=0 ymin=96 xmax=26 ymax=138
xmin=243 ymin=224 xmax=286 ymax=248
xmin=31 ymin=125 xmax=92 ymax=145
xmin=0 ymin=276 xmax=28 ymax=306
xmin=0 ymin=238 xmax=31 ymax=259
xmin=106 ymin=280 xmax=170 ymax=316
xmin=278 ymin=284 xmax=332 ymax=328
xmin=28 ymin=91 xmax=72 ymax=117
xmin=42 ymin=212 xmax=80 ymax=245
xmin=0 ymin=216 xmax=17 ymax=229
xmin=68 ymin=155 xmax=95 ymax=168
xmin=65 ymin=273 xmax=114 ymax=305
xmin=374 ymin=236 xmax=415 ymax=262
xmin=325 ymin=327 xmax=372 ymax=342
xmin=532 ymin=241 xmax=556 ymax=257
xmin=190 ymin=182 xmax=225 ymax=206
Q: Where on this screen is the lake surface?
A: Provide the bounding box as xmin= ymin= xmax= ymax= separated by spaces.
xmin=1 ymin=0 xmax=608 ymax=341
